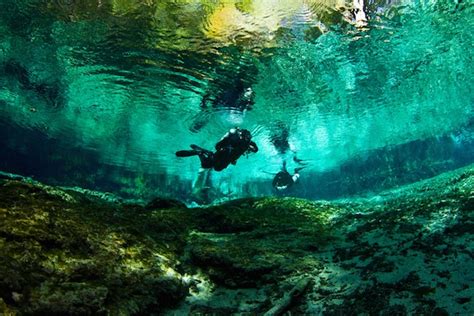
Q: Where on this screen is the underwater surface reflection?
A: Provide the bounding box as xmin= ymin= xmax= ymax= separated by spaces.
xmin=0 ymin=0 xmax=472 ymax=203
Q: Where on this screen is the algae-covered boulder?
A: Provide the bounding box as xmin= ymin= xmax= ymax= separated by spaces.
xmin=184 ymin=198 xmax=334 ymax=287
xmin=145 ymin=197 xmax=187 ymax=210
xmin=0 ymin=179 xmax=336 ymax=313
xmin=0 ymin=180 xmax=188 ymax=315
xmin=0 ymin=165 xmax=473 ymax=315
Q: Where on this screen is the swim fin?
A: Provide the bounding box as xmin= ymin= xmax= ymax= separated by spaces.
xmin=294 ymin=167 xmax=305 ymax=174
xmin=176 ymin=150 xmax=198 ymax=157
xmin=293 ymin=156 xmax=309 ymax=165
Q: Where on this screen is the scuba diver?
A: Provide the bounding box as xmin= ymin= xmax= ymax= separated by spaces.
xmin=272 ymin=161 xmax=305 ymax=191
xmin=201 ymin=80 xmax=254 ymax=112
xmin=268 ymin=122 xmax=309 ymax=192
xmin=176 ymin=127 xmax=258 ymax=171
xmin=190 ymin=80 xmax=255 ymax=132
xmin=190 ymin=60 xmax=258 ymax=133
xmin=270 ymin=122 xmax=291 ymax=154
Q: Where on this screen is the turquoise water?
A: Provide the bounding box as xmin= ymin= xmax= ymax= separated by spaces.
xmin=0 ymin=0 xmax=472 ymax=203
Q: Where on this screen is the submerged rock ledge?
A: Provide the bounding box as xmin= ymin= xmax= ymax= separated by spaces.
xmin=0 ymin=165 xmax=473 ymax=315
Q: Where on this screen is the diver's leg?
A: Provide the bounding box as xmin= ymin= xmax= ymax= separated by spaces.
xmin=192 ymin=168 xmax=207 ymax=190
xmin=197 ymin=151 xmax=215 ymax=169
xmin=294 ymin=167 xmax=305 ymax=174
xmin=293 ymin=156 xmax=309 ymax=165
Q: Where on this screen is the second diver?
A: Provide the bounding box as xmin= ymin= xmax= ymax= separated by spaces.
xmin=272 ymin=161 xmax=304 ymax=191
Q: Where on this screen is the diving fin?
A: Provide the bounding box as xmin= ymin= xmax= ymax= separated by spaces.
xmin=294 ymin=167 xmax=305 ymax=174
xmin=293 ymin=156 xmax=309 ymax=165
xmin=176 ymin=150 xmax=198 ymax=157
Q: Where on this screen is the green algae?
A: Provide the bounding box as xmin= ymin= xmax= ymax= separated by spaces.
xmin=0 ymin=164 xmax=473 ymax=314
xmin=0 ymin=179 xmax=334 ymax=314
xmin=182 ymin=197 xmax=334 ymax=287
xmin=0 ymin=180 xmax=187 ymax=315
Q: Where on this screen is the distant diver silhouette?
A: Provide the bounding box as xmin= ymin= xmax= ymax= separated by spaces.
xmin=272 ymin=161 xmax=304 ymax=191
xmin=270 ymin=122 xmax=291 ymax=154
xmin=189 ymin=64 xmax=257 ymax=133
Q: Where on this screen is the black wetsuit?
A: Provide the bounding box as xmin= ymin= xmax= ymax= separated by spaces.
xmin=272 ymin=163 xmax=303 ymax=191
xmin=176 ymin=128 xmax=258 ymax=171
xmin=272 ymin=170 xmax=295 ymax=190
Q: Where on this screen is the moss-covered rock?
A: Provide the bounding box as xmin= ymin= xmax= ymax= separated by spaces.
xmin=0 ymin=180 xmax=187 ymax=315
xmin=183 ymin=198 xmax=333 ymax=287
xmin=0 ymin=164 xmax=473 ymax=315
xmin=145 ymin=197 xmax=187 ymax=210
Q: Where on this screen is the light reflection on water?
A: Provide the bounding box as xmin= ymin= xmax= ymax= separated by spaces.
xmin=0 ymin=0 xmax=472 ymax=200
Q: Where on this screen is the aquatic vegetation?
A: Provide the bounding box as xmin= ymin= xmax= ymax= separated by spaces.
xmin=0 ymin=164 xmax=473 ymax=314
xmin=0 ymin=180 xmax=187 ymax=315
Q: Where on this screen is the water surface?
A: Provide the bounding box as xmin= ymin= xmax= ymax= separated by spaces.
xmin=0 ymin=0 xmax=472 ymax=202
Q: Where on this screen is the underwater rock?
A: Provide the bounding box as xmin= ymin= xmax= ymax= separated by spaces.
xmin=0 ymin=164 xmax=473 ymax=314
xmin=0 ymin=180 xmax=188 ymax=315
xmin=145 ymin=197 xmax=187 ymax=210
xmin=183 ymin=198 xmax=331 ymax=287
xmin=264 ymin=277 xmax=312 ymax=316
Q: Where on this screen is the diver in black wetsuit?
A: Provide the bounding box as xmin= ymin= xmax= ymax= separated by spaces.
xmin=269 ymin=122 xmax=308 ymax=191
xmin=176 ymin=128 xmax=258 ymax=171
xmin=272 ymin=161 xmax=304 ymax=191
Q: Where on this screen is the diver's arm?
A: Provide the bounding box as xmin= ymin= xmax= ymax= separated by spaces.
xmin=215 ymin=132 xmax=230 ymax=150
